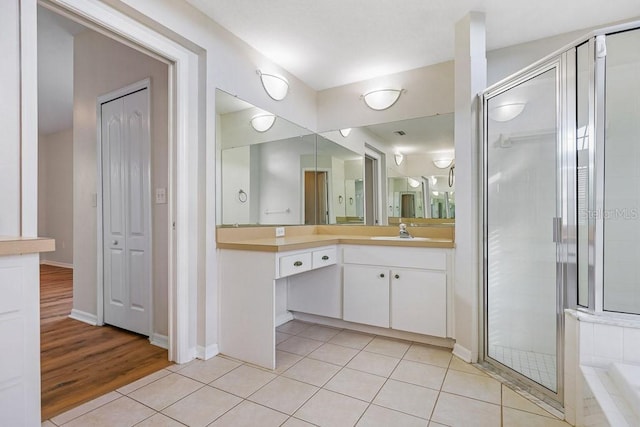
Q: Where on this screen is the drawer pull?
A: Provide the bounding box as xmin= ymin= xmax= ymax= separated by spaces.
xmin=379 ymin=273 xmax=385 ymax=278
xmin=294 ymin=261 xmax=303 ymax=267
xmin=394 ymin=274 xmax=400 ymax=279
xmin=321 ymin=255 xmax=330 ymax=261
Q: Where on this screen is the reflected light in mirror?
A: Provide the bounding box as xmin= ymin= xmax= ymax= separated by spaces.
xmin=362 ymin=88 xmax=404 ymax=110
xmin=257 ymin=70 xmax=289 ymax=101
xmin=407 ymin=177 xmax=421 ymax=188
xmin=433 ymin=158 xmax=454 ymax=169
xmin=488 ymin=102 xmax=526 ymax=122
xmin=250 ymin=113 xmax=276 ymax=132
xmin=339 ymin=128 xmax=352 ymax=137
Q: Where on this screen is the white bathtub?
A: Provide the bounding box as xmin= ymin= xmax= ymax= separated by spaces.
xmin=608 ymin=363 xmax=640 ymax=421
xmin=580 ymin=363 xmax=640 ymax=427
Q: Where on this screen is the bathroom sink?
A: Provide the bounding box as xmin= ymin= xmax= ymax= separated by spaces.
xmin=370 ymin=236 xmax=433 ymax=241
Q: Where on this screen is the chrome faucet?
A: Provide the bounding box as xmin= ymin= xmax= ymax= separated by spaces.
xmin=398 ymin=223 xmax=412 ymax=239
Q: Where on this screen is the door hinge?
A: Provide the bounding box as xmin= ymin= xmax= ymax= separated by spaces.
xmin=596 ymin=35 xmax=607 ymax=59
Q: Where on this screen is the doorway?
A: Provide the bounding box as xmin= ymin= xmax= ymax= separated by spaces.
xmin=304 ymin=170 xmax=329 ymax=224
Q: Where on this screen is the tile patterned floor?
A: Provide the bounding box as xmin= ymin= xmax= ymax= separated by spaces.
xmin=489 ymin=344 xmax=557 ymax=391
xmin=43 ymin=320 xmax=571 ymax=427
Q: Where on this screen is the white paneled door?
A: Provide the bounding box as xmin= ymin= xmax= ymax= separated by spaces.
xmin=101 ymin=88 xmax=151 ymax=336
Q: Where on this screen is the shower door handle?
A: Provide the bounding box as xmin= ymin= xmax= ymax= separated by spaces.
xmin=552 ymin=217 xmax=562 ymax=243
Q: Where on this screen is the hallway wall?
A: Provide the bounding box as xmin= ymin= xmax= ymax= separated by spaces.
xmin=38 ymin=128 xmax=74 ymax=266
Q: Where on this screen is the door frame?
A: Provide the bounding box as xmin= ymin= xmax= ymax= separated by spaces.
xmin=96 ymin=78 xmax=153 ymax=338
xmin=30 ymin=0 xmax=203 ymax=363
xmin=481 ymin=54 xmax=572 ymax=404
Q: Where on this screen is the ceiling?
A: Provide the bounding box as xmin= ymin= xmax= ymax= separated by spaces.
xmin=185 ymin=0 xmax=640 ymax=90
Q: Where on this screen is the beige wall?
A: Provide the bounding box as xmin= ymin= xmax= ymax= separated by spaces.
xmin=73 ymin=29 xmax=169 ymax=337
xmin=38 ymin=128 xmax=74 ymax=266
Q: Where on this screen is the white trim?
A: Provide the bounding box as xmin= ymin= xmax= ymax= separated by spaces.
xmin=96 ymin=78 xmax=153 ymax=338
xmin=69 ymin=309 xmax=98 ymax=326
xmin=276 ymin=312 xmax=294 ymax=327
xmin=40 ymin=259 xmax=74 ymax=269
xmin=149 ymin=333 xmax=169 ymax=349
xmin=196 ymin=344 xmax=220 ymax=360
xmin=21 ymin=0 xmax=38 ymax=237
xmin=453 ymin=343 xmax=473 ymax=363
xmin=292 ymin=312 xmax=455 ymax=349
xmin=48 ymin=0 xmax=202 ymax=364
xmin=364 ymin=144 xmax=385 ymax=225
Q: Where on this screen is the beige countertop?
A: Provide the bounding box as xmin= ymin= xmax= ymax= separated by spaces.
xmin=217 ymin=225 xmax=454 ymax=252
xmin=0 ymin=236 xmax=56 ymax=256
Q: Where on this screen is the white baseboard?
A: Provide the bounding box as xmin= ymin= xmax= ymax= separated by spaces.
xmin=292 ymin=312 xmax=455 ymax=349
xmin=149 ymin=333 xmax=169 ymax=349
xmin=453 ymin=343 xmax=472 ymax=362
xmin=196 ymin=344 xmax=220 ymax=360
xmin=69 ymin=309 xmax=98 ymax=326
xmin=275 ymin=312 xmax=294 ymax=327
xmin=40 ymin=259 xmax=73 ymax=269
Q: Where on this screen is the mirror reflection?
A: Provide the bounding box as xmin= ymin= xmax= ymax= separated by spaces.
xmin=361 ymin=115 xmax=455 ymax=221
xmin=216 ymin=89 xmax=454 ymax=226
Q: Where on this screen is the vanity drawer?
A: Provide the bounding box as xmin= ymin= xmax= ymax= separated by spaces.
xmin=312 ymin=247 xmax=337 ymax=268
xmin=279 ymin=252 xmax=312 ymax=278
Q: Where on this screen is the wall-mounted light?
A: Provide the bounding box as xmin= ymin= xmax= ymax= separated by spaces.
xmin=257 ymin=70 xmax=289 ymax=101
xmin=362 ymin=88 xmax=404 ymax=111
xmin=433 ymin=158 xmax=454 ymax=169
xmin=339 ymin=128 xmax=352 ymax=137
xmin=250 ymin=113 xmax=276 ymax=132
xmin=394 ymin=153 xmax=404 ymax=166
xmin=488 ymin=102 xmax=526 ymax=122
xmin=407 ymin=178 xmax=421 ymax=188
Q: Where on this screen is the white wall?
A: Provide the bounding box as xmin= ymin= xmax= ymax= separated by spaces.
xmin=38 ymin=129 xmax=74 ymax=266
xmin=256 ymin=138 xmax=316 ymax=224
xmin=317 ymin=62 xmax=455 ymax=132
xmin=73 ymin=29 xmax=169 ymax=336
xmin=0 ymin=0 xmax=21 ymax=236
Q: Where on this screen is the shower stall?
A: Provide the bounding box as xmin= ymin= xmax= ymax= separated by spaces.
xmin=482 ymin=22 xmax=640 ymax=405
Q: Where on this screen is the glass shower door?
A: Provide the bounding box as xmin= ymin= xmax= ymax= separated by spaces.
xmin=484 ymin=63 xmax=561 ymax=394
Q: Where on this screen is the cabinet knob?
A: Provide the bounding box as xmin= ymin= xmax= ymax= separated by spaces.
xmin=379 ymin=273 xmax=385 ymax=278
xmin=322 ymin=255 xmax=329 ymax=261
xmin=294 ymin=261 xmax=303 ymax=267
xmin=394 ymin=274 xmax=400 ymax=279
xmin=112 ymin=240 xmax=119 ymax=245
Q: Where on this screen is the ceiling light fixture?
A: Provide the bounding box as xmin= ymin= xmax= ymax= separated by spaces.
xmin=488 ymin=102 xmax=526 ymax=122
xmin=362 ymin=88 xmax=404 ymax=111
xmin=257 ymin=70 xmax=289 ymax=101
xmin=433 ymin=158 xmax=454 ymax=169
xmin=407 ymin=178 xmax=421 ymax=188
xmin=339 ymin=128 xmax=352 ymax=137
xmin=250 ymin=113 xmax=276 ymax=132
xmin=394 ymin=153 xmax=404 ymax=166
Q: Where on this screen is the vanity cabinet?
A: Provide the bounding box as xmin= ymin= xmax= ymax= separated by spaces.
xmin=342 ymin=245 xmax=448 ymax=337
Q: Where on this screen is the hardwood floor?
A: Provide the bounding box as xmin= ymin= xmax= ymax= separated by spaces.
xmin=40 ymin=264 xmax=172 ymax=420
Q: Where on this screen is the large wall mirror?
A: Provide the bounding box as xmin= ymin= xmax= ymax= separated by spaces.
xmin=216 ymin=89 xmax=454 ymax=226
xmin=360 ymin=115 xmax=455 ymax=222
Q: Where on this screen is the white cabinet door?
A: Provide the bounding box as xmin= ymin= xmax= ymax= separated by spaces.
xmin=343 ymin=264 xmax=389 ymax=328
xmin=391 ymin=269 xmax=446 ymax=337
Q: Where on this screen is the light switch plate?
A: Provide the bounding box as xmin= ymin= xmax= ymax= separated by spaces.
xmin=275 ymin=227 xmax=285 ymax=237
xmin=155 ymin=188 xmax=167 ymax=204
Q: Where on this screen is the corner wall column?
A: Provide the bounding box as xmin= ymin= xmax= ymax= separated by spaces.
xmin=453 ymin=12 xmax=486 ymax=362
